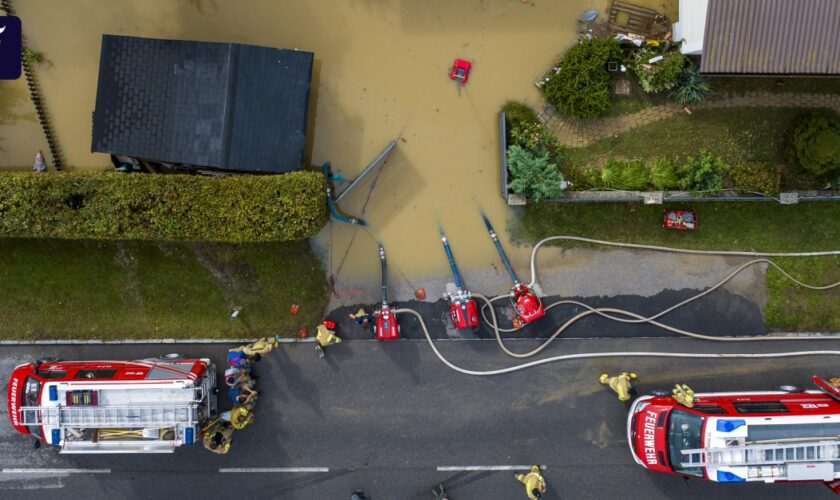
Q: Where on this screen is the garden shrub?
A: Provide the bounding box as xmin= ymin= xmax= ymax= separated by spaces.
xmin=632 ymin=48 xmax=686 ymax=93
xmin=729 ymin=162 xmax=781 ymax=195
xmin=566 ymin=165 xmax=601 ymax=190
xmin=501 ymin=101 xmax=539 ymax=129
xmin=0 ymin=172 xmax=326 ymax=242
xmin=503 ymin=101 xmax=565 ymax=165
xmin=542 ymin=38 xmax=622 ymax=118
xmin=509 ymin=120 xmax=565 ymax=165
xmin=669 ymin=63 xmax=711 ymax=104
xmin=599 ymin=158 xmax=650 ymax=190
xmin=650 ymin=157 xmax=679 ymax=190
xmin=792 ymin=115 xmax=840 ymax=177
xmin=677 ymin=150 xmax=726 ymax=192
xmin=507 ymin=145 xmax=565 ymax=201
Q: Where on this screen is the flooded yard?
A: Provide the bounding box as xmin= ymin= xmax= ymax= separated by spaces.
xmin=1 ymin=0 xmax=672 ymax=287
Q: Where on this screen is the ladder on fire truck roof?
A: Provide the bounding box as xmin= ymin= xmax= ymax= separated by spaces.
xmin=18 ymin=385 xmax=205 ymax=429
xmin=681 ymin=440 xmax=840 ymax=467
xmin=19 ymin=404 xmax=199 ymax=428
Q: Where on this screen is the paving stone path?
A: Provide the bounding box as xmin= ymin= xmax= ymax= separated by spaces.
xmin=542 ymin=92 xmax=840 ymax=148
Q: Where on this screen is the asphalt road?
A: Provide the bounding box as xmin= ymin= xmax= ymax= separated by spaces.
xmin=2 ymin=334 xmax=840 ymax=500
xmin=332 ymin=287 xmax=766 ymax=341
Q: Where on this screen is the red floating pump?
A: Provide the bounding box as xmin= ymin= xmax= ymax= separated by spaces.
xmin=482 ymin=214 xmax=545 ymax=325
xmin=374 ymin=245 xmax=400 ymax=341
xmin=450 ymin=58 xmax=472 ymax=85
xmin=440 ymin=231 xmax=480 ymax=329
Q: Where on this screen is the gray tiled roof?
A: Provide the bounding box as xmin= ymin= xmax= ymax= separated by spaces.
xmin=91 ymin=35 xmax=313 ymax=173
xmin=701 ymin=0 xmax=840 ymax=75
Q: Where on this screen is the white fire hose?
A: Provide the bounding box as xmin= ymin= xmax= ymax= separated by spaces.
xmin=399 ymin=237 xmax=840 ymax=376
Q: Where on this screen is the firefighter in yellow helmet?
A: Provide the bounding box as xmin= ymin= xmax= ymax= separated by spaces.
xmin=515 ymin=465 xmax=546 ymax=499
xmin=315 ymin=323 xmax=341 ymax=358
xmin=242 ymin=336 xmax=280 ymax=357
xmin=599 ymin=372 xmax=638 ymax=401
xmin=203 ymin=420 xmax=234 ymax=455
xmin=221 ymin=405 xmax=254 ymax=430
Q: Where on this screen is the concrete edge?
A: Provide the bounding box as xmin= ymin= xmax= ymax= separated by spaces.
xmin=1 ymin=332 xmax=838 ymax=345
xmin=0 ymin=338 xmax=317 ymax=345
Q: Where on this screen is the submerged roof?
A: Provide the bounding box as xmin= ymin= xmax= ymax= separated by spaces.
xmin=91 ymin=35 xmax=313 ymax=173
xmin=700 ymin=0 xmax=840 ymax=75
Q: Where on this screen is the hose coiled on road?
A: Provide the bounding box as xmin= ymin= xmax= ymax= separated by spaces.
xmin=398 ymin=237 xmax=840 ymax=375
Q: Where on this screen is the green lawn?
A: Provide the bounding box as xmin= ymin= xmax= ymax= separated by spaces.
xmin=568 ymin=107 xmax=812 ymax=166
xmin=591 ymin=75 xmax=839 ymax=119
xmin=0 ymin=239 xmax=328 ymax=339
xmin=710 ymin=77 xmax=840 ymax=95
xmin=602 ymin=96 xmax=652 ymax=117
xmin=565 ymin=107 xmax=839 ymax=190
xmin=512 ymin=202 xmax=840 ymax=332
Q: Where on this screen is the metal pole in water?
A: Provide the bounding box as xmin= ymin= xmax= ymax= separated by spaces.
xmin=379 ymin=245 xmax=388 ymax=305
xmin=440 ymin=231 xmax=464 ymax=290
xmin=481 ymin=214 xmax=520 ymax=284
xmin=336 ymin=140 xmax=397 ymax=203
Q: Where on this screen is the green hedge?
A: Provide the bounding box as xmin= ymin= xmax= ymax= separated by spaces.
xmin=542 ymin=38 xmax=622 ymax=118
xmin=0 ymin=172 xmax=327 ymax=242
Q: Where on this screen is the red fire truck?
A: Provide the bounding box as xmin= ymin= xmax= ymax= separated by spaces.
xmin=628 ymin=376 xmax=840 ymax=493
xmin=7 ymin=356 xmax=217 ymax=453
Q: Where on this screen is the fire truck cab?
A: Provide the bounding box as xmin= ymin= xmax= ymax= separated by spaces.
xmin=7 ymin=357 xmax=217 ymax=454
xmin=628 ymin=376 xmax=840 ymax=492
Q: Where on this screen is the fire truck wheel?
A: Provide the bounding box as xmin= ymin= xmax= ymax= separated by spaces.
xmin=650 ymin=389 xmax=670 ymax=396
xmin=158 ymin=353 xmax=185 ymax=360
xmin=775 ymin=385 xmax=801 ymax=393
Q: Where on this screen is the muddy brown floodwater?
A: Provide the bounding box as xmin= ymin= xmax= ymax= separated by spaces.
xmin=0 ymin=0 xmax=682 ymax=290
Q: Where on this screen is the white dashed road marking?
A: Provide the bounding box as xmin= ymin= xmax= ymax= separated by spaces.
xmin=437 ymin=465 xmax=547 ymax=472
xmin=1 ymin=468 xmax=111 ymax=474
xmin=219 ymin=467 xmax=329 ymax=473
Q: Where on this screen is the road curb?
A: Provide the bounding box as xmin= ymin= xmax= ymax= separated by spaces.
xmin=0 ymin=338 xmax=318 ymax=345
xmin=0 ymin=333 xmax=838 ymax=345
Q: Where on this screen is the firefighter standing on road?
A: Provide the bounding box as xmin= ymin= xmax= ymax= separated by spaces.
xmin=432 ymin=483 xmax=450 ymax=499
xmin=315 ymin=321 xmax=341 ymax=358
xmin=515 ymin=465 xmax=546 ymax=499
xmin=242 ymin=336 xmax=280 ymax=357
xmin=221 ymin=405 xmax=254 ymax=430
xmin=599 ymin=372 xmax=638 ymax=401
xmin=203 ymin=421 xmax=234 ymax=454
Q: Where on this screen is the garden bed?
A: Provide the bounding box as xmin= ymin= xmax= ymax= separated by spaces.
xmin=498 ymin=107 xmax=840 ymax=204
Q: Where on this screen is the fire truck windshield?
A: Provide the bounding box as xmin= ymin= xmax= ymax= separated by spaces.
xmin=23 ymin=377 xmax=41 ymax=436
xmin=666 ymin=409 xmax=704 ymax=477
xmin=24 ymin=377 xmax=40 ymax=406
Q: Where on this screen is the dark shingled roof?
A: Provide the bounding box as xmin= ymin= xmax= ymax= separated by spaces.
xmin=701 ymin=0 xmax=840 ymax=75
xmin=91 ymin=35 xmax=313 ymax=173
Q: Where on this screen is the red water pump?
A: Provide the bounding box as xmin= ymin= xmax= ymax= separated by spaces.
xmin=374 ymin=245 xmax=400 ymax=341
xmin=482 ymin=214 xmax=545 ymax=324
xmin=440 ymin=231 xmax=479 ymax=329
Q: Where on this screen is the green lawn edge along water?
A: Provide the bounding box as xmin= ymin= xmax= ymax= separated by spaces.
xmin=513 ymin=202 xmax=840 ymax=332
xmin=0 ymin=239 xmax=328 ymax=340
